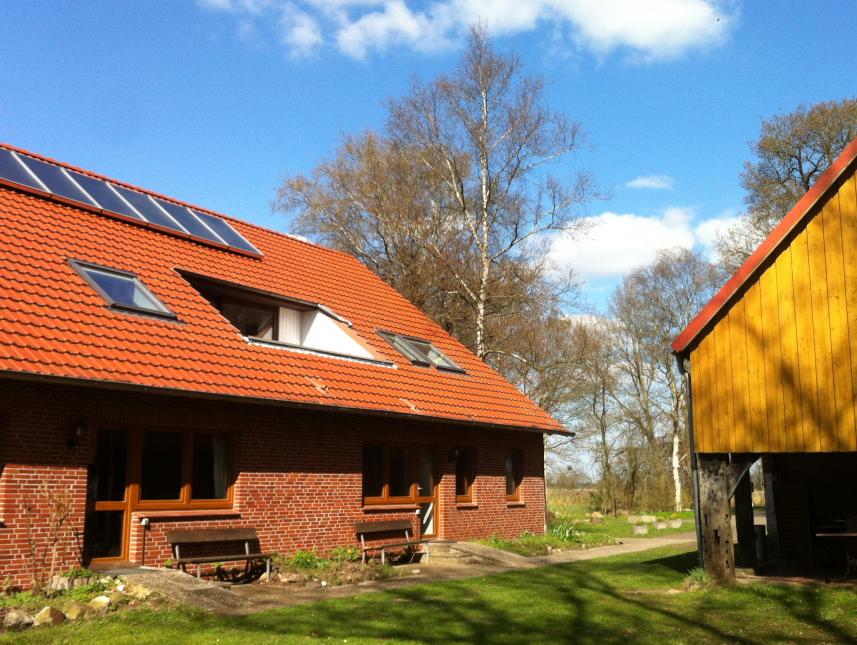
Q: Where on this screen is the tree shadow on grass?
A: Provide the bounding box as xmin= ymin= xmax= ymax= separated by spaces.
xmin=90 ymin=548 xmax=857 ymax=645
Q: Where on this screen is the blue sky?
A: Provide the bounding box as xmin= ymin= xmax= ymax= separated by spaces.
xmin=2 ymin=1 xmax=855 ymax=311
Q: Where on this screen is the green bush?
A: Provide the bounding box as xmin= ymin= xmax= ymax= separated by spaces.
xmin=60 ymin=566 xmax=96 ymax=579
xmin=288 ymin=549 xmax=323 ymax=570
xmin=329 ymin=545 xmax=361 ymax=563
xmin=683 ymin=567 xmax=712 ymax=590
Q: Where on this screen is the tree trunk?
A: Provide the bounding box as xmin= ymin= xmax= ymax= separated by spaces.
xmin=672 ymin=429 xmax=682 ymax=511
xmin=698 ymin=454 xmax=734 ymax=582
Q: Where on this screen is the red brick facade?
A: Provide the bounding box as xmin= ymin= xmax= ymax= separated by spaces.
xmin=0 ymin=379 xmax=545 ymax=588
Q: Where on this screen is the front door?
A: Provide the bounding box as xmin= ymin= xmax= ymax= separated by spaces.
xmin=416 ymin=447 xmax=437 ymax=537
xmin=84 ymin=429 xmax=131 ymax=562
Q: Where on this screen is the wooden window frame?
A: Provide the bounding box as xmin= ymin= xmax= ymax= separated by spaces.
xmin=455 ymin=447 xmax=476 ymax=503
xmin=362 ymin=443 xmax=436 ymax=506
xmin=128 ymin=428 xmax=234 ymax=512
xmin=505 ymin=449 xmax=524 ymax=502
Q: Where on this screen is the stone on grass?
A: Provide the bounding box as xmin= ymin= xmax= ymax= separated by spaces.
xmin=3 ymin=608 xmax=33 ymax=629
xmin=590 ymin=512 xmax=604 ymax=524
xmin=283 ymin=573 xmax=303 ymax=584
xmin=304 ymin=580 xmax=321 ymax=589
xmin=88 ymin=595 xmax=111 ymax=611
xmin=109 ymin=591 xmax=129 ymax=605
xmin=411 ymin=569 xmax=421 ymax=575
xmin=258 ymin=572 xmax=270 ymax=583
xmin=639 ymin=515 xmax=656 ymax=523
xmin=125 ymin=581 xmax=153 ymax=600
xmin=627 ymin=515 xmax=640 ymax=524
xmin=33 ymin=606 xmax=66 ymax=627
xmin=632 ymin=524 xmax=649 ymax=535
xmin=669 ymin=519 xmax=683 ymax=529
xmin=654 ymin=521 xmax=667 ymax=530
xmin=61 ymin=601 xmax=89 ymax=621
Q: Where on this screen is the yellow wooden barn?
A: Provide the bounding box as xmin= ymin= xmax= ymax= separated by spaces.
xmin=674 ymin=136 xmax=857 ymax=579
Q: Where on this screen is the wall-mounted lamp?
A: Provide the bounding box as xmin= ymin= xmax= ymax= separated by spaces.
xmin=449 ymin=446 xmax=461 ymax=462
xmin=68 ymin=418 xmax=87 ymax=448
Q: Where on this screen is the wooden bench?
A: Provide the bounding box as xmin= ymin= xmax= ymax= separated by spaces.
xmin=355 ymin=519 xmax=430 ymax=564
xmin=166 ymin=528 xmax=273 ymax=579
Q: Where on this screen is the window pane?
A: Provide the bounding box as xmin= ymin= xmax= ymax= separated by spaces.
xmin=221 ymin=301 xmax=274 ymax=339
xmin=191 ymin=434 xmax=228 ymax=500
xmin=140 ymin=431 xmax=184 ymax=500
xmin=82 ymin=267 xmax=168 ymax=313
xmin=426 ymin=345 xmax=458 ymax=369
xmin=91 ymin=430 xmax=129 ymax=502
xmin=456 ymin=449 xmax=473 ymax=497
xmin=506 ymin=450 xmax=522 ymax=497
xmin=362 ymin=445 xmax=384 ymax=498
xmin=388 ymin=446 xmax=412 ymax=497
xmin=418 ymin=448 xmax=435 ymax=497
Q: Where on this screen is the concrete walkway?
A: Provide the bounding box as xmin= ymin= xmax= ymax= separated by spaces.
xmin=224 ymin=533 xmax=697 ymax=614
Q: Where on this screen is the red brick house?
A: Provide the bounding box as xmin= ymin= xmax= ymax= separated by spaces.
xmin=0 ymin=143 xmax=563 ymax=587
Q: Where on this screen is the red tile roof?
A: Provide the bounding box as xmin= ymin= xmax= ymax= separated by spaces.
xmin=672 ymin=135 xmax=857 ymax=356
xmin=0 ymin=143 xmax=563 ymax=433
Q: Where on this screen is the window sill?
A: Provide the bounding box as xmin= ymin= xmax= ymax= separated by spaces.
xmin=506 ymin=501 xmax=526 ymax=508
xmin=362 ymin=504 xmax=419 ymax=512
xmin=133 ymin=509 xmax=240 ymax=522
xmin=455 ymin=502 xmax=479 ymax=509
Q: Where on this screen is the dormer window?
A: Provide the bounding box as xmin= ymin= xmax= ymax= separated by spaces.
xmin=379 ymin=332 xmax=463 ymax=372
xmin=220 ymin=299 xmax=276 ymax=340
xmin=182 ymin=272 xmax=385 ymax=364
xmin=72 ymin=261 xmax=175 ymax=320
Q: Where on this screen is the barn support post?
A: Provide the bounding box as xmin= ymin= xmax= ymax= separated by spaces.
xmin=733 ymin=468 xmax=756 ymax=567
xmin=698 ymin=454 xmax=734 ymax=582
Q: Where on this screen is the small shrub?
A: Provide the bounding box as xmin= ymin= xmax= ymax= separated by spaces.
xmin=329 ymin=546 xmax=361 ymax=563
xmin=288 ymin=549 xmax=323 ymax=570
xmin=61 ymin=566 xmax=96 ymax=579
xmin=683 ymin=567 xmax=712 ymax=590
xmin=66 ymin=581 xmax=109 ymax=602
xmin=163 ymin=558 xmax=174 ymax=568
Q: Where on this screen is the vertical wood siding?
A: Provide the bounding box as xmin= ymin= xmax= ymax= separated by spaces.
xmin=691 ymin=173 xmax=857 ymax=453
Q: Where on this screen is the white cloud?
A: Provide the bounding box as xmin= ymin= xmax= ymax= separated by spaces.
xmin=626 ymin=174 xmax=674 ymax=190
xmin=198 ymin=0 xmax=735 ymax=60
xmin=550 ymin=207 xmax=734 ymax=280
xmin=279 ymin=3 xmax=323 ymax=57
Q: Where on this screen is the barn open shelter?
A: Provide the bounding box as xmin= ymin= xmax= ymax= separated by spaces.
xmin=673 ymin=136 xmax=857 ymax=580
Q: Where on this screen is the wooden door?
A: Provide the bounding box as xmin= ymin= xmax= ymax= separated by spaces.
xmin=84 ymin=429 xmax=131 ymax=562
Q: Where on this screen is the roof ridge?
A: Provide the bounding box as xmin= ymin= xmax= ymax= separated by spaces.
xmin=0 ymin=141 xmax=356 ymax=262
xmin=672 ymin=135 xmax=857 ymax=355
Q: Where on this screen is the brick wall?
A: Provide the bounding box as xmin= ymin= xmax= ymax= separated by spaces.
xmin=0 ymin=379 xmax=546 ymax=588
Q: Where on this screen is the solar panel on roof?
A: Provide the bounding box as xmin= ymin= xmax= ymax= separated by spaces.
xmin=66 ymin=170 xmax=145 ymax=220
xmin=17 ymin=155 xmax=98 ymax=207
xmin=192 ymin=210 xmax=260 ymax=254
xmin=0 ymin=149 xmax=48 ymax=191
xmin=111 ymin=185 xmax=189 ymax=233
xmin=152 ymin=197 xmax=224 ymax=242
xmin=0 ymin=146 xmax=261 ymax=256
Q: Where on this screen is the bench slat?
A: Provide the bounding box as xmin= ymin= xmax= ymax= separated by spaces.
xmin=166 ymin=528 xmax=258 ymax=544
xmin=362 ymin=539 xmax=430 ymax=551
xmin=176 ymin=553 xmax=273 ymax=565
xmin=355 ymin=520 xmax=412 ymax=534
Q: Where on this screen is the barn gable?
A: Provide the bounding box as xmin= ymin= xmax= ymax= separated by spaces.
xmin=680 ymin=140 xmax=857 ymax=454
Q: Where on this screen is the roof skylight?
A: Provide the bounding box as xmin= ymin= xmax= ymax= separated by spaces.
xmin=379 ymin=332 xmax=463 ymax=372
xmin=72 ymin=261 xmax=175 ymax=319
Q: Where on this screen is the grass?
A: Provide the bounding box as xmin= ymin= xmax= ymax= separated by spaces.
xmin=548 ymin=488 xmax=697 ymax=541
xmin=4 ymin=546 xmax=857 ymax=644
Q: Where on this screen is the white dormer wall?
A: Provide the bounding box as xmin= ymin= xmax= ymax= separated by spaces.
xmin=277 ymin=306 xmax=373 ymax=359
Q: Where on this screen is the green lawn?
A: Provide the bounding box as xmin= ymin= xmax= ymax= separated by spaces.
xmin=6 ymin=546 xmax=857 ymax=644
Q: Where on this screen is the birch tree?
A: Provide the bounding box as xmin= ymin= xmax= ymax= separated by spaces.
xmin=611 ymin=249 xmax=722 ymax=511
xmin=278 ymin=25 xmax=592 ymax=359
